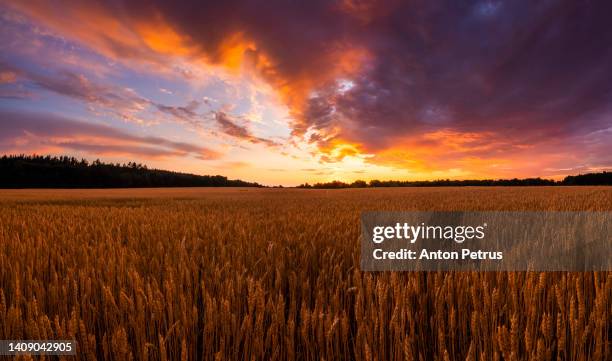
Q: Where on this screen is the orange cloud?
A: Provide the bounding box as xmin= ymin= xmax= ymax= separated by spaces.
xmin=0 ymin=71 xmax=18 ymax=84
xmin=135 ymin=14 xmax=194 ymax=56
xmin=4 ymin=0 xmax=369 ymax=139
xmin=366 ymin=129 xmax=603 ymax=180
xmin=317 ymin=138 xmax=365 ymax=163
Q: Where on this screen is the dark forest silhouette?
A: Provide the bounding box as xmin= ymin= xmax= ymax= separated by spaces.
xmin=0 ymin=155 xmax=610 ymax=188
xmin=561 ymin=172 xmax=612 ymax=185
xmin=0 ymin=155 xmax=261 ymax=188
xmin=298 ymin=173 xmax=612 ymax=188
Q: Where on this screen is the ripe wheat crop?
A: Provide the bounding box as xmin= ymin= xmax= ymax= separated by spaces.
xmin=0 ymin=187 xmax=610 ymax=360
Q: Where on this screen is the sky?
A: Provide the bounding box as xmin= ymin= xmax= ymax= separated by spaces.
xmin=1 ymin=0 xmax=611 ymax=186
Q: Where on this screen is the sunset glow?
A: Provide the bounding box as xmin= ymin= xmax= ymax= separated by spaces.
xmin=1 ymin=1 xmax=611 ymax=185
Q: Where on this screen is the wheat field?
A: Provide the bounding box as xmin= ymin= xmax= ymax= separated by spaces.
xmin=0 ymin=187 xmax=610 ymax=360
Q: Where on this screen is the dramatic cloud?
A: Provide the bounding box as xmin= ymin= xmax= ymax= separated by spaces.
xmin=1 ymin=0 xmax=611 ymax=179
xmin=0 ymin=110 xmax=220 ymax=160
xmin=215 ymin=112 xmax=277 ymax=146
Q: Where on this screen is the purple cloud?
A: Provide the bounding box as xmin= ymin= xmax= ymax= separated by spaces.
xmin=215 ymin=112 xmax=278 ymax=147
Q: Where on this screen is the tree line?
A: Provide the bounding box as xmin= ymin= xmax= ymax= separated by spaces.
xmin=298 ymin=172 xmax=612 ymax=188
xmin=0 ymin=155 xmax=261 ymax=188
xmin=1 ymin=154 xmax=610 ymax=188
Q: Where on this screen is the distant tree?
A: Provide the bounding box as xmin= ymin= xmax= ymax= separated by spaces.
xmin=311 ymin=180 xmax=348 ymax=189
xmin=350 ymin=180 xmax=368 ymax=188
xmin=369 ymin=179 xmax=382 ymax=187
